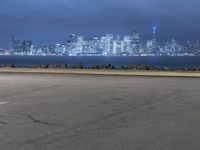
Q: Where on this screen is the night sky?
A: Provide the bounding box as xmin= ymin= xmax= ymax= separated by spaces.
xmin=0 ymin=0 xmax=200 ymax=48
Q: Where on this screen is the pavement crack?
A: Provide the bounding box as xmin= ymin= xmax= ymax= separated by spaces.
xmin=0 ymin=121 xmax=7 ymax=125
xmin=21 ymin=113 xmax=62 ymax=127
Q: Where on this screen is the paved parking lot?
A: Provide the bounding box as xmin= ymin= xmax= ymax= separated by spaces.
xmin=0 ymin=74 xmax=200 ymax=150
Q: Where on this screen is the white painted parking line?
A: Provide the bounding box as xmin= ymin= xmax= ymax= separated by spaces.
xmin=0 ymin=102 xmax=9 ymax=106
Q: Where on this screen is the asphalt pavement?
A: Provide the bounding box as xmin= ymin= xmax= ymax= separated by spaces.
xmin=0 ymin=74 xmax=200 ymax=150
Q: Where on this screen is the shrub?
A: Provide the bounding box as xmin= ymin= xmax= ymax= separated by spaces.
xmin=78 ymin=62 xmax=84 ymax=69
xmin=8 ymin=64 xmax=16 ymax=68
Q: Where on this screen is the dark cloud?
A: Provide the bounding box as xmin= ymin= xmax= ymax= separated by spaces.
xmin=0 ymin=0 xmax=200 ymax=47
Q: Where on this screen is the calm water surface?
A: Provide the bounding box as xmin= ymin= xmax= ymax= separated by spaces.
xmin=0 ymin=56 xmax=200 ymax=68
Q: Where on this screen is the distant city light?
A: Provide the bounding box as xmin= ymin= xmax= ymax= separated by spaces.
xmin=0 ymin=27 xmax=199 ymax=56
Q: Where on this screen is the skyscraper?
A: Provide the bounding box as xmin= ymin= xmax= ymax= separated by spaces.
xmin=105 ymin=34 xmax=114 ymax=56
xmin=113 ymin=35 xmax=122 ymax=56
xmin=11 ymin=34 xmax=23 ymax=53
xmin=146 ymin=26 xmax=159 ymax=55
xmin=152 ymin=26 xmax=157 ymax=44
xmin=131 ymin=31 xmax=140 ymax=55
xmin=123 ymin=36 xmax=132 ymax=55
xmin=22 ymin=41 xmax=32 ymax=53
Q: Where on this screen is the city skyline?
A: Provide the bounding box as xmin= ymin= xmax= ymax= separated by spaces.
xmin=0 ymin=26 xmax=199 ymax=56
xmin=0 ymin=0 xmax=200 ymax=47
xmin=1 ymin=25 xmax=200 ymax=48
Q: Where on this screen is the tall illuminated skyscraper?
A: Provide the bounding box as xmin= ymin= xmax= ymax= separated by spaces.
xmin=152 ymin=26 xmax=160 ymax=54
xmin=146 ymin=26 xmax=159 ymax=55
xmin=152 ymin=26 xmax=157 ymax=45
xmin=105 ymin=34 xmax=114 ymax=56
xmin=131 ymin=31 xmax=140 ymax=55
xmin=11 ymin=34 xmax=23 ymax=53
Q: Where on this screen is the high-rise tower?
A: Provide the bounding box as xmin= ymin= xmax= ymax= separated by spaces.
xmin=152 ymin=26 xmax=159 ymax=54
xmin=152 ymin=26 xmax=157 ymax=44
xmin=132 ymin=31 xmax=140 ymax=47
xmin=11 ymin=34 xmax=23 ymax=53
xmin=146 ymin=26 xmax=159 ymax=55
xmin=131 ymin=31 xmax=140 ymax=55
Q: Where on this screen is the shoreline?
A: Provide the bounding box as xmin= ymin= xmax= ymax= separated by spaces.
xmin=0 ymin=56 xmax=200 ymax=70
xmin=0 ymin=68 xmax=200 ymax=78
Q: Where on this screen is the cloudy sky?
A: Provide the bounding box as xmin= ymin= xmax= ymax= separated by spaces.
xmin=0 ymin=0 xmax=200 ymax=47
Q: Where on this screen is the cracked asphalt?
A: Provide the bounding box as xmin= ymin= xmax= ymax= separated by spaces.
xmin=0 ymin=73 xmax=200 ymax=150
